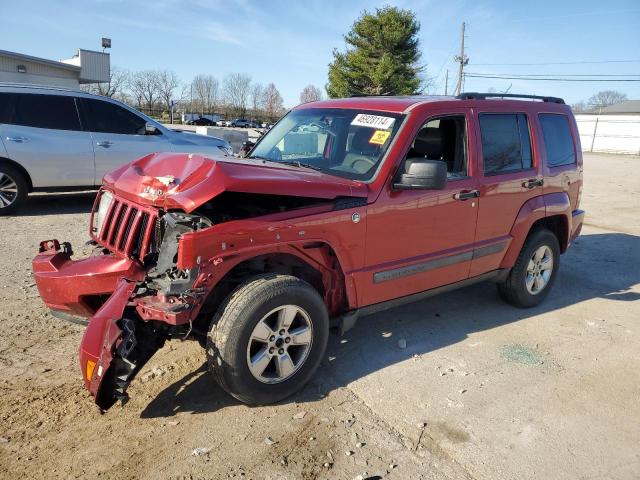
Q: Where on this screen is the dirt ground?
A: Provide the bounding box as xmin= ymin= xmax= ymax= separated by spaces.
xmin=0 ymin=153 xmax=638 ymax=480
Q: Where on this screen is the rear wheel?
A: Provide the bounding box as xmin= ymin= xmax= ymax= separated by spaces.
xmin=207 ymin=274 xmax=329 ymax=405
xmin=0 ymin=165 xmax=28 ymax=215
xmin=497 ymin=228 xmax=560 ymax=307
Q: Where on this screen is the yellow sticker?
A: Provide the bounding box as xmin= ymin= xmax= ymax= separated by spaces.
xmin=369 ymin=130 xmax=391 ymax=145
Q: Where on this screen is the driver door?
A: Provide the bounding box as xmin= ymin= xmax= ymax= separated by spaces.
xmin=358 ymin=110 xmax=480 ymax=306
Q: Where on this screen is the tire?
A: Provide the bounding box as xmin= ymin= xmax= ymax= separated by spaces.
xmin=207 ymin=274 xmax=329 ymax=405
xmin=0 ymin=164 xmax=28 ymax=215
xmin=497 ymin=228 xmax=560 ymax=308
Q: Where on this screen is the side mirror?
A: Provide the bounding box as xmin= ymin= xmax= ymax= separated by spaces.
xmin=144 ymin=122 xmax=159 ymax=135
xmin=393 ymin=159 xmax=447 ymax=190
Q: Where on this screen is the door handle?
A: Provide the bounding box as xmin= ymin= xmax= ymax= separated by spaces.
xmin=6 ymin=136 xmax=28 ymax=143
xmin=522 ymin=178 xmax=544 ymax=189
xmin=96 ymin=141 xmax=114 ymax=147
xmin=454 ymin=190 xmax=480 ymax=201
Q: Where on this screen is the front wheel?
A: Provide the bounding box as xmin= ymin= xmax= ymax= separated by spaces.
xmin=497 ymin=228 xmax=560 ymax=308
xmin=0 ymin=164 xmax=28 ymax=215
xmin=207 ymin=274 xmax=329 ymax=405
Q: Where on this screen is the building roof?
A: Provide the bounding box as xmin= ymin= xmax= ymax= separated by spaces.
xmin=0 ymin=49 xmax=81 ymax=72
xmin=599 ymin=100 xmax=640 ymax=114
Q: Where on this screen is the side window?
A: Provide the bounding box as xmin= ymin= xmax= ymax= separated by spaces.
xmin=539 ymin=114 xmax=576 ymax=167
xmin=479 ymin=113 xmax=532 ymax=175
xmin=404 ymin=115 xmax=468 ymax=178
xmin=80 ymin=98 xmax=146 ymax=135
xmin=0 ymin=93 xmax=16 ymax=124
xmin=12 ymin=93 xmax=81 ymax=131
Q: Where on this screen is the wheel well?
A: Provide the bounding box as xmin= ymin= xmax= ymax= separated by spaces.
xmin=530 ymin=215 xmax=568 ymax=252
xmin=196 ymin=253 xmax=331 ymax=331
xmin=0 ymin=157 xmax=33 ymax=192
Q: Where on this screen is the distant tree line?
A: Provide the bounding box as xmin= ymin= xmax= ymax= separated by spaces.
xmin=82 ymin=67 xmax=287 ymax=123
xmin=571 ymin=90 xmax=629 ymax=113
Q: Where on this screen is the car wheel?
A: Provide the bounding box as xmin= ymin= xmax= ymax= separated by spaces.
xmin=497 ymin=228 xmax=560 ymax=308
xmin=0 ymin=164 xmax=28 ymax=215
xmin=207 ymin=274 xmax=329 ymax=405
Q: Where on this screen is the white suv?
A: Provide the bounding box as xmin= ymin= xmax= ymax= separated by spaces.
xmin=0 ymin=83 xmax=232 ymax=214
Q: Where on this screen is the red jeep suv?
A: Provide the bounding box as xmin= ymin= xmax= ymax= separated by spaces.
xmin=33 ymin=93 xmax=584 ymax=411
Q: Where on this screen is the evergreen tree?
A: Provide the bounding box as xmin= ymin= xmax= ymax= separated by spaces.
xmin=327 ymin=6 xmax=423 ymax=98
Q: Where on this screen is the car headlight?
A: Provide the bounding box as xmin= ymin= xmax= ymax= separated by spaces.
xmin=92 ymin=190 xmax=113 ymax=235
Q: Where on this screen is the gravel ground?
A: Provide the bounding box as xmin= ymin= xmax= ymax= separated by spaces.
xmin=0 ymin=153 xmax=638 ymax=480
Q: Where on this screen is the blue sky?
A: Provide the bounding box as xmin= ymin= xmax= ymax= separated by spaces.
xmin=1 ymin=0 xmax=638 ymax=107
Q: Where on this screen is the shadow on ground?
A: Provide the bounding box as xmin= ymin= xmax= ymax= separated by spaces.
xmin=13 ymin=191 xmax=97 ymax=216
xmin=140 ymin=231 xmax=640 ymax=418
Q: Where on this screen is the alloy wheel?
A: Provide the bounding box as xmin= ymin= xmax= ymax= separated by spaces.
xmin=246 ymin=305 xmax=313 ymax=384
xmin=0 ymin=173 xmax=18 ymax=209
xmin=525 ymin=245 xmax=554 ymax=295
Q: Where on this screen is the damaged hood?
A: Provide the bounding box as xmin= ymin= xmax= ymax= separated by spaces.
xmin=103 ymin=152 xmax=369 ymax=212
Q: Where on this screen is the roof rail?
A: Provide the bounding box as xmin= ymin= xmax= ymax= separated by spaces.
xmin=457 ymin=92 xmax=565 ymax=104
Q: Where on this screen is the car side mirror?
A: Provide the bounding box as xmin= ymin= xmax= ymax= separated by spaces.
xmin=393 ymin=158 xmax=447 ymax=190
xmin=144 ymin=122 xmax=159 ymax=135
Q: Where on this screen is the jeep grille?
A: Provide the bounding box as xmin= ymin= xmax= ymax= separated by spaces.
xmin=90 ymin=190 xmax=159 ymax=263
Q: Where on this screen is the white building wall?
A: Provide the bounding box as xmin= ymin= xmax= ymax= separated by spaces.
xmin=575 ymin=114 xmax=640 ymax=155
xmin=0 ymin=55 xmax=79 ymax=88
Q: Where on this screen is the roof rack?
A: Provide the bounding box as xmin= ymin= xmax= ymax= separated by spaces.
xmin=457 ymin=92 xmax=565 ymax=104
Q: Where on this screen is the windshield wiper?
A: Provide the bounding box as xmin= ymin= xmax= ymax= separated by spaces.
xmin=248 ymin=156 xmax=323 ymax=172
xmin=278 ymin=160 xmax=323 ymax=171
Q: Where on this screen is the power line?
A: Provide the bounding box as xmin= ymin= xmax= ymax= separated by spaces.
xmin=469 ymin=60 xmax=640 ymax=66
xmin=466 ymin=72 xmax=640 ymax=77
xmin=464 ymin=74 xmax=640 ymax=82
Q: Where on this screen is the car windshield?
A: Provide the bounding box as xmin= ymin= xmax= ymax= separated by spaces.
xmin=250 ymin=108 xmax=404 ymax=181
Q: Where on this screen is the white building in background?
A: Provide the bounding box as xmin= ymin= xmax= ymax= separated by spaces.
xmin=575 ymin=101 xmax=640 ymax=156
xmin=0 ymin=48 xmax=110 ymax=88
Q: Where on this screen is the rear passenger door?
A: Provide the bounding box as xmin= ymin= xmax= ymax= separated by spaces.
xmin=78 ymin=98 xmax=168 ymax=184
xmin=470 ymin=110 xmax=542 ymax=277
xmin=0 ymin=92 xmax=95 ymax=187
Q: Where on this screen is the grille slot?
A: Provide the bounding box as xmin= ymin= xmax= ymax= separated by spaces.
xmin=92 ymin=191 xmax=159 ymax=263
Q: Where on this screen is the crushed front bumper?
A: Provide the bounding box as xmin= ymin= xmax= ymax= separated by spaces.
xmin=32 ymin=240 xmax=145 ymax=321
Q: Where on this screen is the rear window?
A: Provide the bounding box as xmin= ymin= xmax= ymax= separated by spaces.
xmin=539 ymin=114 xmax=576 ymax=167
xmin=479 ymin=113 xmax=532 ymax=175
xmin=3 ymin=93 xmax=81 ymax=131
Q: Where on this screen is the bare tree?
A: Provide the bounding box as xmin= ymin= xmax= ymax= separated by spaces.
xmin=81 ymin=66 xmax=129 ymax=98
xmin=156 ymin=70 xmax=180 ymax=111
xmin=250 ymin=83 xmax=263 ymax=119
xmin=299 ymin=84 xmax=322 ymax=104
xmin=588 ymin=90 xmax=628 ymax=109
xmin=129 ymin=70 xmax=160 ymax=110
xmin=223 ymin=73 xmax=252 ymax=118
xmin=571 ymin=101 xmax=589 ymax=113
xmin=262 ymin=83 xmax=285 ymax=122
xmin=191 ymin=75 xmax=219 ymax=115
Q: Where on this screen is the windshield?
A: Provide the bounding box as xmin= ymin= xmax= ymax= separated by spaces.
xmin=250 ymin=108 xmax=404 ymax=181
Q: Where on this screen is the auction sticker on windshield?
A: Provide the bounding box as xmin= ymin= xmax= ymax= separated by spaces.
xmin=351 ymin=114 xmax=395 ymax=130
xmin=369 ymin=130 xmax=391 ymax=145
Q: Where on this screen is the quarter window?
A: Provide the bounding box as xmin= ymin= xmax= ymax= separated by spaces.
xmin=539 ymin=114 xmax=576 ymax=166
xmin=8 ymin=93 xmax=81 ymax=131
xmin=80 ymin=98 xmax=147 ymax=135
xmin=479 ymin=113 xmax=532 ymax=175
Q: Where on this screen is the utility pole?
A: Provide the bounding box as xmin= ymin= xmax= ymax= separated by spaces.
xmin=444 ymin=69 xmax=449 ymax=95
xmin=454 ymin=22 xmax=469 ymax=95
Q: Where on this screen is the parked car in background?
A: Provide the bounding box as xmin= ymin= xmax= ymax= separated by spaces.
xmin=187 ymin=116 xmax=216 ymax=126
xmin=231 ymin=118 xmax=251 ymax=128
xmin=0 ymin=83 xmax=232 ymax=214
xmin=31 ymin=92 xmax=584 ymax=411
